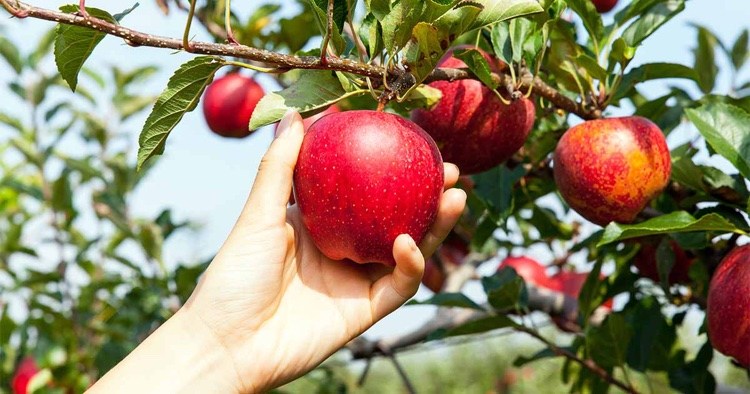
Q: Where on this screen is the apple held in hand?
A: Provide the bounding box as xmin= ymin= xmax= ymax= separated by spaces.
xmin=293 ymin=110 xmax=444 ymax=266
xmin=498 ymin=256 xmax=554 ymax=289
xmin=553 ymin=116 xmax=671 ymax=226
xmin=411 ymin=48 xmax=536 ymax=175
xmin=592 ymin=0 xmax=617 ymax=13
xmin=422 ymin=232 xmax=469 ymax=292
xmin=633 ymin=237 xmax=694 ymax=284
xmin=202 ymin=73 xmax=265 ymax=138
xmin=707 ymin=245 xmax=750 ymax=367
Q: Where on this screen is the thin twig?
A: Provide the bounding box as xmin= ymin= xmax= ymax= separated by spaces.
xmin=77 ymin=0 xmax=88 ymax=18
xmin=387 ymin=353 xmax=417 ymax=394
xmin=320 ymin=0 xmax=334 ymax=65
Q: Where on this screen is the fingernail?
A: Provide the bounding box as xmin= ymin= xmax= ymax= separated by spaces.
xmin=275 ymin=109 xmax=297 ymax=138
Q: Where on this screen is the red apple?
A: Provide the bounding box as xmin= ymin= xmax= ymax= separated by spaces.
xmin=707 ymin=245 xmax=750 ymax=367
xmin=293 ymin=110 xmax=444 ymax=265
xmin=498 ymin=256 xmax=553 ymax=289
xmin=202 ymin=73 xmax=265 ymax=138
xmin=422 ymin=232 xmax=469 ymax=292
xmin=592 ymin=0 xmax=618 ymax=13
xmin=12 ymin=357 xmax=39 ymax=394
xmin=411 ymin=47 xmax=536 ymax=175
xmin=633 ymin=237 xmax=694 ymax=284
xmin=551 ymin=271 xmax=613 ymax=310
xmin=553 ymin=116 xmax=671 ymax=226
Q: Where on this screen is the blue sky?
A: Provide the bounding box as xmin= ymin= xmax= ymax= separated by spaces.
xmin=1 ymin=0 xmax=749 ymax=340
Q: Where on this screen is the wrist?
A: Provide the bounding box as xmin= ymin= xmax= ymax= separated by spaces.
xmin=89 ymin=307 xmax=244 ymax=393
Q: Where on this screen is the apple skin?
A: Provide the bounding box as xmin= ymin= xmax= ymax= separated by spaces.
xmin=411 ymin=48 xmax=536 ymax=175
xmin=422 ymin=232 xmax=469 ymax=292
xmin=592 ymin=0 xmax=618 ymax=13
xmin=12 ymin=357 xmax=39 ymax=394
xmin=550 ymin=271 xmax=613 ymax=310
xmin=202 ymin=73 xmax=265 ymax=138
xmin=553 ymin=116 xmax=671 ymax=226
xmin=293 ymin=110 xmax=444 ymax=266
xmin=707 ymin=245 xmax=750 ymax=367
xmin=498 ymin=256 xmax=554 ymax=289
xmin=633 ymin=237 xmax=694 ymax=284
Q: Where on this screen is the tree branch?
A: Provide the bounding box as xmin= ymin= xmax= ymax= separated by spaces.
xmin=0 ymin=0 xmax=602 ymax=120
xmin=512 ymin=325 xmax=639 ymax=394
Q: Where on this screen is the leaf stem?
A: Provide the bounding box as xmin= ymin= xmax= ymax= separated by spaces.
xmin=224 ymin=0 xmax=238 ymax=45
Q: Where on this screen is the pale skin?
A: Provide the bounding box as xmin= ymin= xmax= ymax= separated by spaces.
xmin=89 ymin=111 xmax=467 ymax=393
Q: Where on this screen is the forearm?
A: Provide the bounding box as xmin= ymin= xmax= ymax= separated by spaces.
xmin=88 ymin=308 xmax=244 ymax=393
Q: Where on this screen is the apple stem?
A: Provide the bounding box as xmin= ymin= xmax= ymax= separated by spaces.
xmin=376 ymin=100 xmax=385 ymax=112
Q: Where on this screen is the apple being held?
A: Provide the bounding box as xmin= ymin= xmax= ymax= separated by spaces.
xmin=633 ymin=237 xmax=694 ymax=284
xmin=202 ymin=73 xmax=265 ymax=138
xmin=12 ymin=357 xmax=39 ymax=394
xmin=498 ymin=256 xmax=554 ymax=289
xmin=411 ymin=47 xmax=536 ymax=175
xmin=591 ymin=0 xmax=617 ymax=13
xmin=553 ymin=116 xmax=671 ymax=226
xmin=293 ymin=110 xmax=444 ymax=265
xmin=707 ymin=245 xmax=750 ymax=367
xmin=422 ymin=232 xmax=469 ymax=292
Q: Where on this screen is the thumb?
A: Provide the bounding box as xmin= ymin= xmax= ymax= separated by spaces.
xmin=240 ymin=110 xmax=305 ymax=226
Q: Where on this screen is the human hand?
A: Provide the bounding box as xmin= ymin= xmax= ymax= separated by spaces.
xmin=90 ymin=111 xmax=466 ymax=393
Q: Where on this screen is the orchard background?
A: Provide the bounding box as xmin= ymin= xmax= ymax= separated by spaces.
xmin=1 ymin=0 xmax=750 ymax=393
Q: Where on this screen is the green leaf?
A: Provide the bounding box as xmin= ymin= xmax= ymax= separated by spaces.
xmin=0 ymin=36 xmax=23 ymax=74
xmin=685 ymin=102 xmax=750 ymax=179
xmin=566 ymin=0 xmax=603 ymax=40
xmin=113 ymin=2 xmax=140 ymax=21
xmin=626 ymin=297 xmax=677 ymax=372
xmin=617 ymin=62 xmax=698 ymax=99
xmin=403 ymin=22 xmax=446 ymax=85
xmin=668 ymin=341 xmax=717 ymax=394
xmin=730 ymin=29 xmax=748 ymax=70
xmin=51 ymin=170 xmax=74 ymax=215
xmin=585 ymin=314 xmax=632 ymax=369
xmin=138 ymin=222 xmax=163 ymax=262
xmin=490 ymin=21 xmax=512 ymax=65
xmin=621 ymin=0 xmax=685 ymax=47
xmin=375 ymin=0 xmax=458 ymax=53
xmin=598 ymin=211 xmax=744 ymax=247
xmin=136 ymin=56 xmax=224 ymax=170
xmin=482 ymin=267 xmax=527 ymax=311
xmin=575 ymin=53 xmax=607 ymax=81
xmin=693 ymin=25 xmax=719 ymax=94
xmin=54 ymin=6 xmax=117 ymax=91
xmin=469 ymin=0 xmax=543 ymax=31
xmin=455 ymin=48 xmax=498 ymax=89
xmin=407 ymin=292 xmax=485 ymax=310
xmin=0 ymin=111 xmax=25 ymax=132
xmin=249 ymin=70 xmax=365 ymax=130
xmin=509 ymin=17 xmax=532 ymax=63
xmin=655 ymin=237 xmax=675 ymax=289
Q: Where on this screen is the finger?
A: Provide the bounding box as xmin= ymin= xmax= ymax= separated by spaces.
xmin=241 ymin=111 xmax=305 ymax=225
xmin=443 ymin=162 xmax=459 ymax=190
xmin=419 ymin=188 xmax=466 ymax=258
xmin=369 ymin=234 xmax=424 ymax=321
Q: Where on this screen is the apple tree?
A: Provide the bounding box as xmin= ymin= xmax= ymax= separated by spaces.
xmin=1 ymin=0 xmax=749 ymax=392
